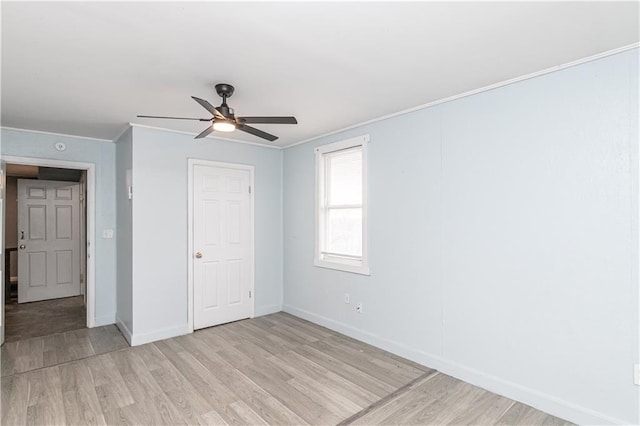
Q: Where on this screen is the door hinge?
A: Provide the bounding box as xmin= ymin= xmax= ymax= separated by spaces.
xmin=248 ymin=185 xmax=251 ymax=194
xmin=249 ymin=290 xmax=252 ymax=298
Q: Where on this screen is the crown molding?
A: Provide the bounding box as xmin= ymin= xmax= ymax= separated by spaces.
xmin=283 ymin=43 xmax=640 ymax=149
xmin=0 ymin=126 xmax=112 ymax=143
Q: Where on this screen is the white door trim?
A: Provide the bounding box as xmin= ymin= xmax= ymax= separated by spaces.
xmin=1 ymin=163 xmax=6 ymax=345
xmin=187 ymin=158 xmax=255 ymax=333
xmin=1 ymin=156 xmax=97 ymax=328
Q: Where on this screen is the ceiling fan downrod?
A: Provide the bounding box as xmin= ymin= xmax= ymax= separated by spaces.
xmin=215 ymin=83 xmax=235 ymax=117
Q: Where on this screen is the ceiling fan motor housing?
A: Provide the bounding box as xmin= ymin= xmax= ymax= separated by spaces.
xmin=215 ymin=105 xmax=233 ymax=118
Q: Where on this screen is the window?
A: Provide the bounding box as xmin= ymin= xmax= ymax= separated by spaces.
xmin=315 ymin=135 xmax=369 ymax=275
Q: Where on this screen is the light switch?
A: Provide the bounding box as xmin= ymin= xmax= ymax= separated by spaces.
xmin=102 ymin=229 xmax=114 ymax=239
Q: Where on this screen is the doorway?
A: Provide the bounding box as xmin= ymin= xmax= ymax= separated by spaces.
xmin=187 ymin=159 xmax=255 ymax=332
xmin=1 ymin=156 xmax=95 ymax=346
xmin=4 ymin=165 xmax=86 ymax=341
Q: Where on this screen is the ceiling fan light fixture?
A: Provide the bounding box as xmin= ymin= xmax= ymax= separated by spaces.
xmin=137 ymin=84 xmax=296 ymax=141
xmin=213 ymin=119 xmax=236 ymax=132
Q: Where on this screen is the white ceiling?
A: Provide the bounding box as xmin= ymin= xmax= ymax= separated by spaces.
xmin=2 ymin=2 xmax=638 ymax=148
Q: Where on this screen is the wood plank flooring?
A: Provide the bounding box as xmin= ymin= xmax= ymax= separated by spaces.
xmin=1 ymin=325 xmax=129 ymax=377
xmin=1 ymin=312 xmax=572 ymax=425
xmin=4 ymin=295 xmax=86 ymax=342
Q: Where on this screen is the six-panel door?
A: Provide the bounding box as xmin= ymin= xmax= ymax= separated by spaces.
xmin=17 ymin=179 xmax=81 ymax=303
xmin=193 ymin=165 xmax=252 ymax=329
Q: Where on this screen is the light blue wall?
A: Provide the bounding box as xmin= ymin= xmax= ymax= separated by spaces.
xmin=0 ymin=128 xmax=117 ymax=325
xmin=283 ymin=49 xmax=639 ymax=424
xmin=2 ymin=48 xmax=637 ymax=425
xmin=129 ymin=127 xmax=283 ymax=343
xmin=115 ymin=127 xmax=133 ymax=340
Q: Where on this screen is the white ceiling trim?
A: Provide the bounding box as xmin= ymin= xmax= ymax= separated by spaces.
xmin=1 ymin=122 xmax=282 ymax=150
xmin=110 ymin=124 xmax=133 ymax=144
xmin=128 ymin=123 xmax=281 ymax=150
xmin=0 ymin=126 xmax=112 ymax=143
xmin=282 ymin=42 xmax=640 ymax=150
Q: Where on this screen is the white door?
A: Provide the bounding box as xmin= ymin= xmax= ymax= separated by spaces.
xmin=17 ymin=179 xmax=81 ymax=303
xmin=193 ymin=164 xmax=253 ymax=330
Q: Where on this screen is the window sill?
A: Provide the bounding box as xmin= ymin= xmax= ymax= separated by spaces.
xmin=314 ymin=259 xmax=370 ymax=276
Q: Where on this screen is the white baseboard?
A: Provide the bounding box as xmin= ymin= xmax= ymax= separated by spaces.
xmin=283 ymin=304 xmax=630 ymax=426
xmin=119 ymin=306 xmax=281 ymax=347
xmin=115 ymin=316 xmax=133 ymax=345
xmin=93 ymin=313 xmax=116 ymax=327
xmin=129 ymin=324 xmax=190 ymax=346
xmin=254 ymin=304 xmax=282 ymax=317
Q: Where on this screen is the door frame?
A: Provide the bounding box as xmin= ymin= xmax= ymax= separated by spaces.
xmin=1 ymin=156 xmax=97 ymax=328
xmin=187 ymin=159 xmax=255 ymax=333
xmin=1 ymin=163 xmax=6 ymax=345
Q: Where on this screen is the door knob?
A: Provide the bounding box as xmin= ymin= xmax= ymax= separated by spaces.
xmin=19 ymin=244 xmax=26 ymax=250
xmin=195 ymin=252 xmax=203 ymax=259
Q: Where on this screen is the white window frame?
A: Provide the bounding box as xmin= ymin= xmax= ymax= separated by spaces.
xmin=314 ymin=134 xmax=370 ymax=275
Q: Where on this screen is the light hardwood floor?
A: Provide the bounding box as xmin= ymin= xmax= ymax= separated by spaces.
xmin=2 ymin=324 xmax=128 ymax=377
xmin=1 ymin=312 xmax=571 ymax=425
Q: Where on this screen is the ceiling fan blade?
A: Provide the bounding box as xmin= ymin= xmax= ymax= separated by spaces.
xmin=195 ymin=125 xmax=214 ymax=139
xmin=191 ymin=96 xmax=225 ymax=120
xmin=236 ymin=123 xmax=278 ymax=142
xmin=137 ymin=115 xmax=211 ymax=121
xmin=238 ymin=116 xmax=298 ymax=124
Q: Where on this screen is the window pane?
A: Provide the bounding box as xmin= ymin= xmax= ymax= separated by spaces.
xmin=328 ymin=148 xmax=362 ymax=205
xmin=326 ymin=208 xmax=362 ymax=256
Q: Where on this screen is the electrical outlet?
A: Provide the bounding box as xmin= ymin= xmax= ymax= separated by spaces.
xmin=635 ymin=364 xmax=640 ymax=385
xmin=344 ymin=293 xmax=350 ymax=304
xmin=356 ymin=303 xmax=363 ymax=313
xmin=102 ymin=229 xmax=114 ymax=239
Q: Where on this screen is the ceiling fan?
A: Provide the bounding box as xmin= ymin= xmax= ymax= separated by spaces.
xmin=137 ymin=83 xmax=297 ymax=141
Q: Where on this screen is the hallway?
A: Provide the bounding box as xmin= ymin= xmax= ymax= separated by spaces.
xmin=4 ymin=296 xmax=86 ymax=342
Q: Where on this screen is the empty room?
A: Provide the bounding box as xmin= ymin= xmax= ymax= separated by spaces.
xmin=1 ymin=2 xmax=639 ymax=425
